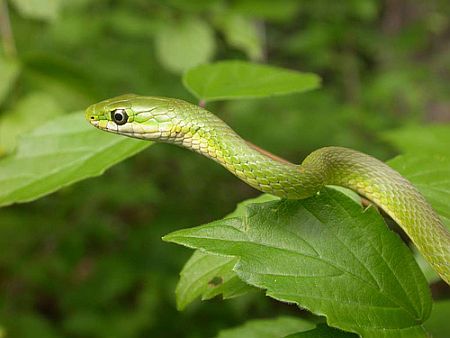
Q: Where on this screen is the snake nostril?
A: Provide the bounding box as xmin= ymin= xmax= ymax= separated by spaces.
xmin=90 ymin=116 xmax=95 ymax=120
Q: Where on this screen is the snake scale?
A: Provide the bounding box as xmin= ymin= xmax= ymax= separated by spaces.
xmin=86 ymin=94 xmax=450 ymax=285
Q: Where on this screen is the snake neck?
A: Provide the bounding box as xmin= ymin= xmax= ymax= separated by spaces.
xmin=161 ymin=102 xmax=325 ymax=199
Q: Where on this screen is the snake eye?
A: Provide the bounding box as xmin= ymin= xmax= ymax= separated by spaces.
xmin=111 ymin=109 xmax=128 ymax=125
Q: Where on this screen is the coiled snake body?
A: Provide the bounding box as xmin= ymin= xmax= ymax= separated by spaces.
xmin=86 ymin=94 xmax=450 ymax=285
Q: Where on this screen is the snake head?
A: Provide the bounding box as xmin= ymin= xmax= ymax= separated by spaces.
xmin=85 ymin=94 xmax=179 ymax=140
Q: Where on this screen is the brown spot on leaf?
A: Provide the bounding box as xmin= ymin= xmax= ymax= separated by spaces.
xmin=208 ymin=276 xmax=223 ymax=287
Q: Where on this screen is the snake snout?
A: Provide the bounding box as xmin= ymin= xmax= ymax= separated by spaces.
xmin=85 ymin=105 xmax=97 ymax=122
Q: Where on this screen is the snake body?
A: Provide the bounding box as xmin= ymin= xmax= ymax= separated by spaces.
xmin=86 ymin=94 xmax=450 ymax=284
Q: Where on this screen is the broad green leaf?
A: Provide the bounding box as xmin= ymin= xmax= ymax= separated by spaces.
xmin=155 ymin=17 xmax=215 ymax=74
xmin=216 ymin=316 xmax=315 ymax=338
xmin=0 ymin=56 xmax=20 ymax=105
xmin=165 ymin=188 xmax=431 ymax=338
xmin=215 ymin=14 xmax=263 ymax=61
xmin=388 ymin=154 xmax=450 ymax=228
xmin=177 ymin=194 xmax=277 ymax=309
xmin=0 ymin=113 xmax=150 ymax=207
xmin=183 ymin=61 xmax=320 ymax=102
xmin=10 ymin=0 xmax=61 ymax=21
xmin=285 ymin=324 xmax=357 ymax=338
xmin=384 ymin=124 xmax=450 ymax=155
xmin=0 ymin=92 xmax=62 ymax=154
xmin=178 ymin=191 xmax=358 ymax=310
xmin=423 ymin=300 xmax=450 ymax=338
xmin=176 ymin=251 xmax=254 ymax=310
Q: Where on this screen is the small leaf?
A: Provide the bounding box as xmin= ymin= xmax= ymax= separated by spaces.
xmin=10 ymin=0 xmax=61 ymax=21
xmin=176 ymin=251 xmax=254 ymax=310
xmin=183 ymin=61 xmax=320 ymax=102
xmin=155 ymin=17 xmax=215 ymax=74
xmin=215 ymin=14 xmax=263 ymax=60
xmin=0 ymin=56 xmax=20 ymax=105
xmin=216 ymin=316 xmax=315 ymax=338
xmin=165 ymin=188 xmax=431 ymax=338
xmin=388 ymin=154 xmax=450 ymax=228
xmin=0 ymin=113 xmax=150 ymax=207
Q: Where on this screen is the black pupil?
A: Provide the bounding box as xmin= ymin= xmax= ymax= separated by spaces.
xmin=114 ymin=112 xmax=123 ymax=121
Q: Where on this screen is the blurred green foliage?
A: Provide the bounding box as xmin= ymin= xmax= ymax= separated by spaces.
xmin=0 ymin=0 xmax=449 ymax=337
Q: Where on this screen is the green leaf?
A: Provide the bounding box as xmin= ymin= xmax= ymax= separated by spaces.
xmin=216 ymin=316 xmax=315 ymax=338
xmin=164 ymin=188 xmax=431 ymax=338
xmin=423 ymin=300 xmax=450 ymax=338
xmin=226 ymin=193 xmax=279 ymax=218
xmin=0 ymin=113 xmax=150 ymax=207
xmin=384 ymin=124 xmax=450 ymax=155
xmin=182 ymin=61 xmax=320 ymax=102
xmin=285 ymin=324 xmax=357 ymax=338
xmin=10 ymin=0 xmax=61 ymax=21
xmin=176 ymin=194 xmax=278 ymax=309
xmin=0 ymin=92 xmax=62 ymax=154
xmin=215 ymin=14 xmax=263 ymax=61
xmin=0 ymin=56 xmax=20 ymax=105
xmin=176 ymin=251 xmax=254 ymax=310
xmin=155 ymin=17 xmax=215 ymax=74
xmin=388 ymin=154 xmax=450 ymax=228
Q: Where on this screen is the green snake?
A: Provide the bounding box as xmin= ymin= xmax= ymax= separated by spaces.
xmin=85 ymin=94 xmax=450 ymax=285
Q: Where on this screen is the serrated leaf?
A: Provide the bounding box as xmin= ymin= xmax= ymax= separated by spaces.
xmin=0 ymin=56 xmax=20 ymax=105
xmin=216 ymin=316 xmax=315 ymax=338
xmin=177 ymin=194 xmax=278 ymax=309
xmin=384 ymin=124 xmax=450 ymax=155
xmin=155 ymin=17 xmax=215 ymax=74
xmin=183 ymin=61 xmax=320 ymax=102
xmin=165 ymin=188 xmax=431 ymax=338
xmin=10 ymin=0 xmax=61 ymax=21
xmin=388 ymin=154 xmax=450 ymax=228
xmin=176 ymin=251 xmax=254 ymax=310
xmin=0 ymin=113 xmax=150 ymax=207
